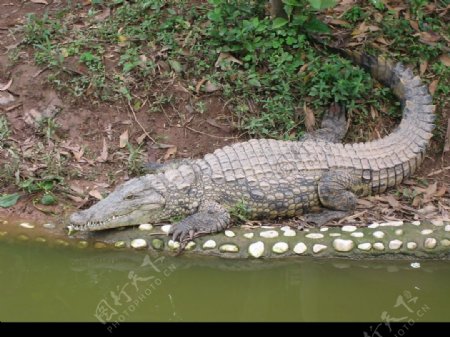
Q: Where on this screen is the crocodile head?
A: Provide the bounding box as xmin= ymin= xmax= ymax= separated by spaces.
xmin=69 ymin=174 xmax=171 ymax=231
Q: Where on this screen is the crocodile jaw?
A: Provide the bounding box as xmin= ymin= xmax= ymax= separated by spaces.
xmin=69 ymin=175 xmax=167 ymax=231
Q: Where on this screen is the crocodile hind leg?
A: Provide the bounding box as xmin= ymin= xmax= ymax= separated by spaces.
xmin=301 ymin=103 xmax=347 ymax=143
xmin=169 ymin=201 xmax=231 ymax=243
xmin=305 ymin=170 xmax=368 ymax=226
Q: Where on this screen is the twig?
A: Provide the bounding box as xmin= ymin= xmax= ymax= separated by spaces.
xmin=427 ymin=166 xmax=450 ymax=177
xmin=337 ymin=210 xmax=368 ymax=225
xmin=127 ymin=99 xmax=156 ymax=144
xmin=32 ymin=66 xmax=49 ymax=78
xmin=185 ymin=125 xmax=237 ymax=139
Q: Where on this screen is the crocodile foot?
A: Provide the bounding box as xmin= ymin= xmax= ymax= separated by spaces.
xmin=301 ymin=102 xmax=347 ymax=143
xmin=169 ymin=201 xmax=231 ymax=243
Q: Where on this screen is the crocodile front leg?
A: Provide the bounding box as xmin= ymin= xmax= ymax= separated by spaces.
xmin=306 ymin=170 xmax=369 ymax=225
xmin=169 ymin=201 xmax=231 ymax=242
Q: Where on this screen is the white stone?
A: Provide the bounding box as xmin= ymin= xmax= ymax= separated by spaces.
xmin=43 ymin=223 xmax=55 ymax=229
xmin=410 ymin=262 xmax=421 ymax=269
xmin=320 ymin=227 xmax=329 ymax=232
xmin=431 ymin=219 xmax=444 ymax=226
xmin=161 ymin=224 xmax=172 ymax=234
xmin=424 ymin=238 xmax=437 ymax=249
xmin=389 ymin=240 xmax=403 ymax=250
xmin=333 ymin=239 xmax=354 ymax=252
xmin=445 ymin=225 xmax=450 ymax=232
xmin=293 ymin=242 xmax=307 ymax=254
xmin=350 ymin=232 xmax=364 ymax=238
xmin=272 ymin=242 xmax=289 ymax=254
xmin=305 ymin=233 xmax=324 ymax=239
xmin=312 ymin=244 xmax=327 ymax=254
xmin=421 ymin=229 xmax=433 ymax=235
xmin=283 ymin=229 xmax=296 ymax=237
xmin=380 ymin=221 xmax=403 ymax=227
xmin=342 ymin=225 xmax=357 ymax=232
xmin=225 ymin=230 xmax=236 ymax=237
xmin=373 ymin=242 xmax=385 ymax=251
xmin=185 ymin=241 xmax=196 ymax=250
xmin=329 ymin=233 xmax=341 ymax=237
xmin=280 ymin=226 xmax=291 ymax=232
xmin=440 ymin=239 xmax=450 ymax=247
xmin=261 ymin=225 xmax=275 ymax=229
xmin=219 ymin=244 xmax=239 ymax=253
xmin=357 ymin=243 xmax=372 ymax=251
xmin=373 ymin=231 xmax=385 ymax=239
xmin=243 ymin=232 xmax=254 ymax=239
xmin=138 ymin=224 xmax=153 ymax=231
xmin=260 ymin=230 xmax=279 ymax=238
xmin=368 ymin=223 xmax=380 ymax=229
xmin=168 ymin=240 xmax=180 ymax=250
xmin=248 ymin=241 xmax=265 ymax=258
xmin=202 ymin=240 xmax=216 ymax=249
xmin=406 ymin=242 xmax=417 ymax=250
xmin=395 ymin=229 xmax=403 ymax=236
xmin=131 ymin=239 xmax=147 ymax=249
xmin=19 ymin=223 xmax=34 ymax=229
xmin=411 ymin=221 xmax=421 ymax=226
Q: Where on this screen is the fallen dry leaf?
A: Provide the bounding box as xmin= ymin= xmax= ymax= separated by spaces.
xmin=416 ymin=31 xmax=441 ymax=44
xmin=119 ymin=130 xmax=129 ymax=148
xmin=356 ymin=199 xmax=374 ymax=208
xmin=428 ymin=79 xmax=439 ymax=96
xmin=215 ymin=52 xmax=243 ymax=69
xmin=89 ymin=189 xmax=103 ymax=200
xmin=195 ymin=78 xmax=207 ymax=93
xmin=163 ymin=146 xmax=177 ymax=161
xmin=303 ymin=103 xmax=315 ymax=132
xmin=409 ymin=20 xmax=420 ymax=32
xmin=385 ymin=195 xmax=401 ymax=209
xmin=423 ymin=182 xmax=437 ymax=203
xmin=0 ymin=79 xmax=12 ymax=91
xmin=96 ymin=138 xmax=108 ymax=162
xmin=412 ymin=195 xmax=422 ymax=208
xmin=375 ymin=36 xmax=392 ymax=46
xmin=419 ymin=60 xmax=428 ymax=75
xmin=370 ymin=106 xmax=378 ymax=120
xmin=69 ymin=184 xmax=85 ymax=195
xmin=72 ymin=148 xmax=84 ymax=162
xmin=136 ymin=133 xmax=146 ymax=145
xmin=436 ymin=185 xmax=447 ymax=198
xmin=439 ymin=54 xmax=450 ymax=67
xmin=351 ymin=21 xmax=368 ymax=37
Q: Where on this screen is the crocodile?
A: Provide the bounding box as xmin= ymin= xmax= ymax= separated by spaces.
xmin=69 ymin=49 xmax=435 ymax=246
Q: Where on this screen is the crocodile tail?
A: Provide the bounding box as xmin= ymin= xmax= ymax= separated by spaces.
xmin=343 ymin=50 xmax=435 ymax=174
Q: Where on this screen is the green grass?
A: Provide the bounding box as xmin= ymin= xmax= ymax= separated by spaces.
xmin=20 ymin=0 xmax=448 ymax=142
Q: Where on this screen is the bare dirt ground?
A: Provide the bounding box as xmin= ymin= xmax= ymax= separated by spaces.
xmin=0 ymin=0 xmax=449 ymax=229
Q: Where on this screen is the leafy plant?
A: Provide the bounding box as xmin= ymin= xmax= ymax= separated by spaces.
xmin=0 ymin=193 xmax=20 ymax=208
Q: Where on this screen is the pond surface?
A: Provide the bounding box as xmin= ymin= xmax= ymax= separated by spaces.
xmin=0 ymin=240 xmax=449 ymax=323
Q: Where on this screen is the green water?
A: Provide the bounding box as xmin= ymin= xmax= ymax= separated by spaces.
xmin=0 ymin=241 xmax=449 ymax=322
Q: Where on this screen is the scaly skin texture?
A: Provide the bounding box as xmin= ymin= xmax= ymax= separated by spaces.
xmin=69 ymin=51 xmax=435 ymax=244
